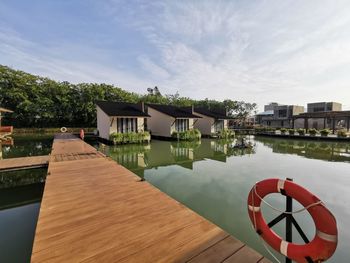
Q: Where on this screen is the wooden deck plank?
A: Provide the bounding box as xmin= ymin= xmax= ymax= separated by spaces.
xmin=223 ymin=246 xmax=265 ymax=263
xmin=0 ymin=155 xmax=49 ymax=172
xmin=188 ymin=236 xmax=244 ymax=263
xmin=31 ymin=135 xmax=270 ymax=263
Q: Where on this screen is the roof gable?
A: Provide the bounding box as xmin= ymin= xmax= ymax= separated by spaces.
xmin=194 ymin=107 xmax=231 ymax=119
xmin=147 ymin=104 xmax=201 ymax=118
xmin=96 ymin=101 xmax=150 ymax=117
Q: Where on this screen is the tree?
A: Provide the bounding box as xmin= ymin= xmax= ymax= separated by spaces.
xmin=0 ymin=65 xmax=257 ymax=128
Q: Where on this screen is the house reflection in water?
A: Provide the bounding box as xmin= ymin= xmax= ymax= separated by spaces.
xmin=102 ymin=138 xmax=256 ymax=178
xmin=255 ymin=136 xmax=350 ymax=163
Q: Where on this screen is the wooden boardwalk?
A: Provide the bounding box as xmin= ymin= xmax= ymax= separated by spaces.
xmin=31 ymin=135 xmax=270 ymax=263
xmin=0 ymin=155 xmax=49 ymax=172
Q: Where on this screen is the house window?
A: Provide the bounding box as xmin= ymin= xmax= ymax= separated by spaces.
xmin=175 ymin=119 xmax=189 ymax=132
xmin=313 ymin=107 xmax=325 ymax=112
xmin=278 ymin=109 xmax=287 ymax=118
xmin=117 ymin=118 xmax=138 ymax=133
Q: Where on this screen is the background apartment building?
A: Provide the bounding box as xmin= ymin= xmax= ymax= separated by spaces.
xmin=307 ymin=102 xmax=342 ymax=113
xmin=256 ymin=103 xmax=304 ymax=128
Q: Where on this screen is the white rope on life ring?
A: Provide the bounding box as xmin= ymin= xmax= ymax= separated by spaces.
xmin=60 ymin=127 xmax=68 ymax=133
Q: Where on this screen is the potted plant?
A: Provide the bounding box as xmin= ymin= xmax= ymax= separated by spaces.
xmin=297 ymin=128 xmax=305 ymax=136
xmin=320 ymin=129 xmax=330 ymax=137
xmin=288 ymin=129 xmax=295 ymax=135
xmin=308 ymin=128 xmax=318 ymax=136
xmin=337 ymin=129 xmax=348 ymax=138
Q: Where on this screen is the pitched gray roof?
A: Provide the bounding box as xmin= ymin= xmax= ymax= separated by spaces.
xmin=147 ymin=104 xmax=201 ymax=118
xmin=194 ymin=107 xmax=231 ymax=119
xmin=96 ymin=101 xmax=150 ymax=117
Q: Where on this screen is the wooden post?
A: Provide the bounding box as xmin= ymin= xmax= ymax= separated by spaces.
xmin=304 ymin=118 xmax=308 ymax=131
xmin=285 ymin=178 xmax=293 ymax=263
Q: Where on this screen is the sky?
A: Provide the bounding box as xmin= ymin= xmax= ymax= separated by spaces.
xmin=1 ymin=0 xmax=350 ymax=111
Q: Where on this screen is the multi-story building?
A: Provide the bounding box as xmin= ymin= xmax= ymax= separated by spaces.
xmin=256 ymin=103 xmax=304 ymax=128
xmin=264 ymin=102 xmax=280 ymax=112
xmin=294 ymin=102 xmax=349 ymax=131
xmin=307 ymin=102 xmax=342 ymax=113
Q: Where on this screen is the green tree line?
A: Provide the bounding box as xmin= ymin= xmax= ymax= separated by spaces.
xmin=0 ymin=65 xmax=257 ymax=128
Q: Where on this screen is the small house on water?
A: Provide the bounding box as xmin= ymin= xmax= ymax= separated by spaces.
xmin=147 ymin=104 xmax=201 ymax=139
xmin=96 ymin=101 xmax=150 ymax=142
xmin=193 ymin=107 xmax=231 ymax=137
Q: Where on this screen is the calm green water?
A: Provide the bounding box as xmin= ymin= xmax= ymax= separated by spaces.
xmin=95 ymin=136 xmax=350 ymax=262
xmin=1 ymin=135 xmax=349 ymax=262
xmin=0 ymin=134 xmax=52 ymax=263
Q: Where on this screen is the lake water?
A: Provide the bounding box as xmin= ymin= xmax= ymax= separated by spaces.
xmin=1 ymin=134 xmax=349 ymax=262
xmin=95 ymin=136 xmax=350 ymax=262
xmin=0 ymin=135 xmax=52 ymax=263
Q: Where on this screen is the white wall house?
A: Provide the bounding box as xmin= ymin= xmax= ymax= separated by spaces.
xmin=147 ymin=104 xmax=200 ymax=138
xmin=96 ymin=101 xmax=150 ymax=141
xmin=193 ymin=108 xmax=229 ymax=136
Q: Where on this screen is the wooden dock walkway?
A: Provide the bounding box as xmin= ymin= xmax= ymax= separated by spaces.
xmin=31 ymin=134 xmax=270 ymax=263
xmin=0 ymin=155 xmax=49 ymax=172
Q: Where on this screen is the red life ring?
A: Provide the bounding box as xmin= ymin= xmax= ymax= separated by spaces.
xmin=247 ymin=178 xmax=337 ymax=263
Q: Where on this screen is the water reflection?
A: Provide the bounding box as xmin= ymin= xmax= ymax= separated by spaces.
xmin=0 ymin=169 xmax=47 ymax=189
xmin=1 ymin=134 xmax=53 ymax=159
xmin=99 ymin=138 xmax=256 ymax=178
xmin=0 ymin=184 xmax=43 ymax=262
xmin=0 ymin=135 xmax=52 ymax=189
xmin=94 ymin=136 xmax=348 ymax=262
xmin=255 ymin=136 xmax=350 ymax=163
xmin=0 ymin=135 xmax=51 ymax=262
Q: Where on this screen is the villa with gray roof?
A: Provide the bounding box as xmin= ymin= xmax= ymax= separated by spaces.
xmin=193 ymin=107 xmax=231 ymax=136
xmin=96 ymin=101 xmax=150 ymax=141
xmin=146 ymin=104 xmax=201 ymax=138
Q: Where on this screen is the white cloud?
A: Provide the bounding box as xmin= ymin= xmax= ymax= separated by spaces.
xmin=0 ymin=26 xmax=152 ymax=92
xmin=2 ymin=1 xmax=350 ymax=110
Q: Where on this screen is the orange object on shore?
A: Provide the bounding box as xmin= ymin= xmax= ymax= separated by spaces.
xmin=0 ymin=126 xmax=13 ymax=133
xmin=80 ymin=129 xmax=85 ymax=140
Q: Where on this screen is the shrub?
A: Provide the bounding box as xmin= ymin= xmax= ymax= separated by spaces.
xmin=288 ymin=129 xmax=295 ymax=135
xmin=337 ymin=129 xmax=348 ymax=138
xmin=218 ymin=129 xmax=235 ymax=139
xmin=109 ymin=131 xmax=151 ymax=145
xmin=280 ymin=128 xmax=287 ymax=134
xmin=308 ymin=128 xmax=318 ymax=136
xmin=172 ymin=129 xmax=201 ymax=141
xmin=297 ymin=128 xmax=305 ymax=135
xmin=320 ymin=129 xmax=330 ymax=137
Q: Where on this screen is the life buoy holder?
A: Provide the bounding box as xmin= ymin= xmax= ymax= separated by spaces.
xmin=60 ymin=127 xmax=67 ymax=133
xmin=247 ymin=178 xmax=337 ymax=263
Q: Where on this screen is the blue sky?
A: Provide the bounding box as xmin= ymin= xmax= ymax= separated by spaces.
xmin=1 ymin=0 xmax=350 ymax=111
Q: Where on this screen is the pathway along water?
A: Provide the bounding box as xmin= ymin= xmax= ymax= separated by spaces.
xmin=0 ymin=134 xmax=349 ymax=262
xmin=93 ymin=136 xmax=349 ymax=262
xmin=31 ymin=134 xmax=269 ymax=262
